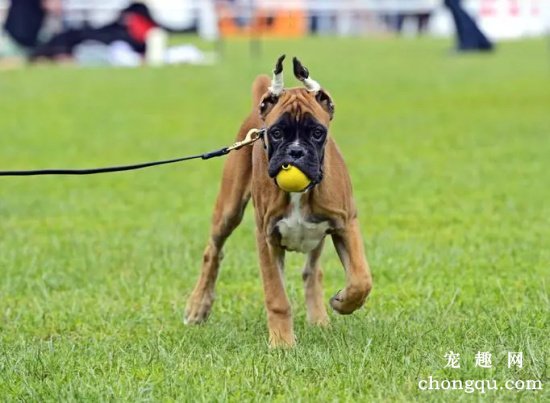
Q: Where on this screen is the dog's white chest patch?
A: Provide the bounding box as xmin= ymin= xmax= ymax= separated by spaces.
xmin=276 ymin=193 xmax=330 ymax=254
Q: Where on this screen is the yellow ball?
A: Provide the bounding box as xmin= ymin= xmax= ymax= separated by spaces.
xmin=275 ymin=164 xmax=311 ymax=193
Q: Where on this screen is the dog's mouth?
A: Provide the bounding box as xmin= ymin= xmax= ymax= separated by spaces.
xmin=274 ymin=164 xmax=312 ymax=192
xmin=268 ymin=158 xmax=322 ymax=186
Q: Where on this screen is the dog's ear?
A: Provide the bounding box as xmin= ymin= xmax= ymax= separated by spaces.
xmin=316 ymin=89 xmax=335 ymax=120
xmin=259 ymin=93 xmax=279 ymax=118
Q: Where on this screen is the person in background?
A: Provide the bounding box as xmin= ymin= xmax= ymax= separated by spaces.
xmin=444 ymin=0 xmax=493 ymax=52
xmin=30 ymin=2 xmax=159 ymax=61
xmin=0 ymin=0 xmax=62 ymax=60
xmin=395 ymin=12 xmax=432 ymax=35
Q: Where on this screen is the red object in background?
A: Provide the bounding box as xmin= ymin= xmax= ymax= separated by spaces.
xmin=126 ymin=13 xmax=156 ymax=43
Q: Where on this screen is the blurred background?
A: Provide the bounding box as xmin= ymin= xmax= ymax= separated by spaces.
xmin=1 ymin=0 xmax=549 ymax=67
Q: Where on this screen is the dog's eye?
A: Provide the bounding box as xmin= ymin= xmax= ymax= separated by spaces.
xmin=270 ymin=129 xmax=283 ymax=140
xmin=312 ymin=128 xmax=326 ymax=141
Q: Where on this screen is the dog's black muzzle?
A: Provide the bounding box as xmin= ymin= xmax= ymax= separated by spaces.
xmin=267 ymin=142 xmax=323 ymax=185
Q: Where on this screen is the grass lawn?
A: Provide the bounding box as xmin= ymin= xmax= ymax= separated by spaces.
xmin=0 ymin=37 xmax=549 ymax=401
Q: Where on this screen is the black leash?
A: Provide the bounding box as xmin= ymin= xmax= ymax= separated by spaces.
xmin=0 ymin=149 xmax=226 ymax=177
xmin=0 ymin=129 xmax=264 ymax=177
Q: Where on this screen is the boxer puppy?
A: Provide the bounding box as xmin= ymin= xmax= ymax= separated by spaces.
xmin=185 ymin=55 xmax=372 ymax=347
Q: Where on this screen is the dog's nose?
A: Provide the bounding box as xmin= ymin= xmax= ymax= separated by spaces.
xmin=288 ymin=145 xmax=304 ymax=159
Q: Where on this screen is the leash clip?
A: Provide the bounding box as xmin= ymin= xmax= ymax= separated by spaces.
xmin=226 ymin=128 xmax=265 ymax=152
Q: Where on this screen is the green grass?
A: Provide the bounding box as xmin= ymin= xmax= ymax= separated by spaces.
xmin=0 ymin=37 xmax=549 ymax=401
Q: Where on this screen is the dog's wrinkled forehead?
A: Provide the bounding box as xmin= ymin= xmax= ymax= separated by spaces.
xmin=259 ymin=55 xmax=334 ymax=126
xmin=263 ymin=88 xmax=331 ymax=127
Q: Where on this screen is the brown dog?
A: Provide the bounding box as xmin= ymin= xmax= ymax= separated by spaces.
xmin=185 ymin=55 xmax=372 ymax=347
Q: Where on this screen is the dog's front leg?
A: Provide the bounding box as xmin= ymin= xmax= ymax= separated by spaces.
xmin=256 ymin=230 xmax=295 ymax=348
xmin=330 ymin=218 xmax=373 ymax=314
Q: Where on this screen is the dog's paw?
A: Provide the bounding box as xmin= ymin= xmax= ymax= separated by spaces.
xmin=307 ymin=309 xmax=330 ymax=327
xmin=268 ymin=332 xmax=296 ymax=349
xmin=329 ymin=287 xmax=368 ymax=315
xmin=308 ymin=315 xmax=330 ymax=327
xmin=184 ymin=293 xmax=214 ymax=325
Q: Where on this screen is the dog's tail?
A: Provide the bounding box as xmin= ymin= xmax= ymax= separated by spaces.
xmin=251 ymin=75 xmax=271 ymax=108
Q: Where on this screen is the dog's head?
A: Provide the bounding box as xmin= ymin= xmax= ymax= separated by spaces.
xmin=259 ymin=55 xmax=334 ymax=186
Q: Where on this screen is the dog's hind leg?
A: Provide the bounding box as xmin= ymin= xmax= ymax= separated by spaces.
xmin=302 ymin=239 xmax=329 ymax=326
xmin=184 ymin=121 xmax=255 ymax=325
xmin=185 ymin=75 xmax=269 ymax=325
